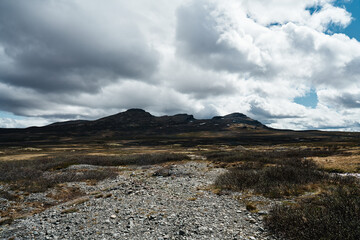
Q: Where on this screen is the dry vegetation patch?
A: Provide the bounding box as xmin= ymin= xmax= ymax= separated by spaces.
xmin=0 ymin=154 xmax=48 ymax=161
xmin=211 ymin=145 xmax=360 ymax=239
xmin=215 ymin=158 xmax=329 ymax=198
xmin=312 ymin=155 xmax=360 ymax=173
xmin=265 ymin=184 xmax=360 ymax=240
xmin=205 ymin=145 xmax=343 ymax=164
xmin=0 ymin=152 xmax=189 ymax=193
xmin=0 ymin=152 xmax=189 ymax=222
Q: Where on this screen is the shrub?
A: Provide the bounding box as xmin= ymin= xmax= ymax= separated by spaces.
xmin=153 ymin=166 xmax=172 ymax=177
xmin=215 ymin=158 xmax=327 ymax=197
xmin=0 ymin=190 xmax=18 ymax=201
xmin=265 ymin=184 xmax=360 ymax=240
xmin=46 ymin=169 xmax=118 ymax=184
xmin=7 ymin=169 xmax=118 ymax=193
xmin=15 ymin=178 xmax=55 ymax=193
xmin=34 ymin=152 xmax=188 ymax=170
xmin=0 ymin=152 xmax=188 ymax=193
xmin=246 ymin=202 xmax=257 ymax=212
xmin=205 ymin=146 xmax=343 ymax=164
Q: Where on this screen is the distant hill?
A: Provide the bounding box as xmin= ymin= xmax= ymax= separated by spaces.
xmin=0 ymin=109 xmax=358 ymax=146
xmin=43 ymin=108 xmax=267 ymax=133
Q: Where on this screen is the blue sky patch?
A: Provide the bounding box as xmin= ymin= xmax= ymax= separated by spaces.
xmin=333 ymin=0 xmax=360 ymax=40
xmin=294 ymin=89 xmax=318 ymax=108
xmin=0 ymin=111 xmax=24 ymax=120
xmin=306 ymin=5 xmax=323 ymax=15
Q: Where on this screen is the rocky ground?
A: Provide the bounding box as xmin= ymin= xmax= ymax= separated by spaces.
xmin=0 ymin=161 xmax=281 ymax=240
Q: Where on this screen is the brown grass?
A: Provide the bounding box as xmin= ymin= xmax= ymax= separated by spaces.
xmin=265 ymin=183 xmax=360 ymax=240
xmin=215 ymin=158 xmax=328 ymax=198
xmin=0 ymin=190 xmax=18 ymax=201
xmin=66 ymin=196 xmax=90 ymax=207
xmin=246 ymin=202 xmax=258 ymax=212
xmin=0 ymin=154 xmax=48 ymax=161
xmin=0 ymin=217 xmax=13 ymax=226
xmin=61 ymin=207 xmax=79 ymax=214
xmin=311 ymin=155 xmax=360 ymax=173
xmin=213 ymin=145 xmax=359 ymax=198
xmin=205 ymin=145 xmax=344 ymax=164
xmin=46 ymin=186 xmax=84 ymax=201
xmin=210 ymin=146 xmax=360 ymax=239
xmin=0 ymin=152 xmax=189 ymax=193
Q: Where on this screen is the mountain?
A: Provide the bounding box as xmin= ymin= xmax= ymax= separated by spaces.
xmin=42 ymin=108 xmax=267 ymax=133
xmin=0 ymin=109 xmax=358 ymax=146
xmin=0 ymin=109 xmax=269 ymax=144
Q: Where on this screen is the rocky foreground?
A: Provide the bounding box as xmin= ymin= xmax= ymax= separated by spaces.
xmin=0 ymin=161 xmax=281 ymax=240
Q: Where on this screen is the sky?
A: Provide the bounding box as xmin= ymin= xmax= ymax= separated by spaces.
xmin=0 ymin=0 xmax=360 ymax=131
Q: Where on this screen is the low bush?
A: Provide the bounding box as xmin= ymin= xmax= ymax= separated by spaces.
xmin=215 ymin=158 xmax=326 ymax=197
xmin=5 ymin=168 xmax=118 ymax=193
xmin=206 ymin=146 xmax=342 ymax=164
xmin=265 ymin=184 xmax=360 ymax=240
xmin=14 ymin=178 xmax=55 ymax=193
xmin=212 ymin=147 xmax=360 ymax=238
xmin=0 ymin=189 xmax=18 ymax=201
xmin=46 ymin=169 xmax=118 ymax=184
xmin=0 ymin=152 xmax=188 ymax=193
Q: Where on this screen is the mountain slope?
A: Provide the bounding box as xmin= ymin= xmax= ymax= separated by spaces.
xmin=40 ymin=108 xmax=267 ymax=133
xmin=0 ymin=109 xmax=269 ymax=144
xmin=1 ymin=109 xmax=358 ymax=146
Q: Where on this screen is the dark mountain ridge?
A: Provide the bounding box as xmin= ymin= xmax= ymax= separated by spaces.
xmin=0 ymin=109 xmax=267 ymax=144
xmin=42 ymin=108 xmax=266 ymax=133
xmin=1 ymin=109 xmax=358 ymax=146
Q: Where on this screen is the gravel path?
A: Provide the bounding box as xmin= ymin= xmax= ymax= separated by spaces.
xmin=0 ymin=161 xmax=279 ymax=240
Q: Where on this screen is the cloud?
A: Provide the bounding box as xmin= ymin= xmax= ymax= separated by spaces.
xmin=249 ymin=100 xmax=304 ymax=121
xmin=174 ymin=0 xmax=360 ymax=87
xmin=0 ymin=0 xmax=159 ymax=93
xmin=318 ymin=89 xmax=360 ymax=109
xmin=345 ymin=57 xmax=360 ymax=75
xmin=161 ymin=58 xmax=238 ymax=99
xmin=0 ymin=117 xmax=50 ymax=128
xmin=237 ymin=0 xmax=352 ymax=30
xmin=268 ymin=103 xmax=360 ymax=131
xmin=0 ymin=0 xmax=360 ymax=131
xmin=175 ymin=1 xmax=272 ymax=75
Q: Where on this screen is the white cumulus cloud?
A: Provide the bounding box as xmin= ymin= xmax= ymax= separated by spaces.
xmin=0 ymin=0 xmax=359 ymax=131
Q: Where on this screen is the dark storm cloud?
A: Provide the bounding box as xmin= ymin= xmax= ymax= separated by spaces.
xmin=182 ymin=84 xmax=236 ymax=99
xmin=249 ymin=102 xmax=300 ymax=122
xmin=175 ymin=1 xmax=266 ymax=75
xmin=324 ymin=92 xmax=360 ymax=109
xmin=337 ymin=94 xmax=360 ymax=109
xmin=0 ymin=1 xmax=159 ymax=93
xmin=0 ymin=87 xmax=47 ymax=116
xmin=35 ymin=113 xmax=93 ymax=120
